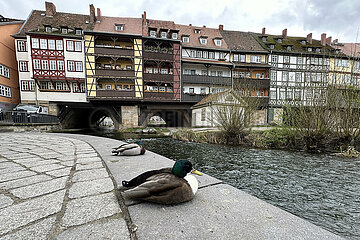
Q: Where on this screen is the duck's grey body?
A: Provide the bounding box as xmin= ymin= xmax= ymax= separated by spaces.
xmin=112 ymin=143 xmax=145 ymax=156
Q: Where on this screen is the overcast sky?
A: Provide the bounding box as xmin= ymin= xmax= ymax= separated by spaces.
xmin=1 ymin=0 xmax=359 ymax=42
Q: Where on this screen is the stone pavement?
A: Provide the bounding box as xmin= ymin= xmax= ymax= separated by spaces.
xmin=0 ymin=133 xmax=130 ymax=240
xmin=0 ymin=132 xmax=343 ymax=240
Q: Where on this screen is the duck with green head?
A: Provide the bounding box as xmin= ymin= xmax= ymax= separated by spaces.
xmin=121 ymin=160 xmax=202 ymax=204
xmin=112 ymin=140 xmax=145 ymax=156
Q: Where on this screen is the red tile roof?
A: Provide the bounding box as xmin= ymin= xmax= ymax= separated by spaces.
xmin=94 ymin=16 xmax=143 ymax=35
xmin=331 ymin=43 xmax=360 ymax=57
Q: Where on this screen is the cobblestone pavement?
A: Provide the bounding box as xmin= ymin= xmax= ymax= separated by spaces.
xmin=0 ymin=133 xmax=129 ymax=240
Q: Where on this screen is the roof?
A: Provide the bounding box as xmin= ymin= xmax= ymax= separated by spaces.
xmin=330 ymin=43 xmax=360 ymax=58
xmin=193 ymin=91 xmax=227 ymax=107
xmin=0 ymin=14 xmax=23 ymax=22
xmin=147 ymin=19 xmax=177 ymax=30
xmin=220 ymin=30 xmax=267 ymax=52
xmin=251 ymin=32 xmax=339 ymax=55
xmin=182 ymin=58 xmax=232 ymax=66
xmin=193 ymin=90 xmax=246 ymax=108
xmin=175 ymin=24 xmax=228 ymax=50
xmin=94 ymin=16 xmax=143 ymax=35
xmin=13 ymin=10 xmax=94 ymax=38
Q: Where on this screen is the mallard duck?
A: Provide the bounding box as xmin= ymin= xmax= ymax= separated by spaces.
xmin=121 ymin=160 xmax=202 ymax=204
xmin=112 ymin=140 xmax=146 ymax=156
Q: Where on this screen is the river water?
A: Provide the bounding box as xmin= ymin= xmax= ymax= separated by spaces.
xmin=78 ymin=130 xmax=360 ymax=239
xmin=140 ymin=138 xmax=360 ymax=239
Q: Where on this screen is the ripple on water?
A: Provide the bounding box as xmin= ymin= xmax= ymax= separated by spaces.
xmin=141 ymin=138 xmax=360 ymax=240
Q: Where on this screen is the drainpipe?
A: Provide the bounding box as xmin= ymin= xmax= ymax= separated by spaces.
xmin=229 ymin=49 xmax=235 ymax=89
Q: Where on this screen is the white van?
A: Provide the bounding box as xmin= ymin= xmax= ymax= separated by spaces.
xmin=13 ymin=104 xmax=49 ymax=114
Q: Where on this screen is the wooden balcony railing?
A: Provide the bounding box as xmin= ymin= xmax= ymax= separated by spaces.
xmin=94 ymin=46 xmax=133 ymax=57
xmin=181 ymin=93 xmax=208 ymax=102
xmin=143 ymin=73 xmax=173 ymax=82
xmin=143 ymin=51 xmax=173 ymax=61
xmin=95 ymin=90 xmax=136 ymax=98
xmin=94 ymin=69 xmax=135 ymax=78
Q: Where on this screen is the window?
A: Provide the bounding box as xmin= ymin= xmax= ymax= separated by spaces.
xmin=68 ymin=61 xmax=75 ymax=71
xmin=308 ymin=47 xmax=312 ymax=52
xmin=61 ymin=27 xmax=68 ymax=34
xmin=182 ymin=36 xmax=189 ymax=43
xmin=277 ymin=38 xmax=282 ymax=43
xmin=256 ymin=73 xmax=261 ymax=78
xmin=295 ymin=72 xmax=302 ymax=82
xmin=33 ymin=59 xmax=41 ymax=70
xmin=189 ymin=88 xmax=195 ymax=93
xmin=32 ymin=38 xmax=39 ymax=49
xmin=19 ymin=61 xmax=28 ymax=72
xmin=284 ymin=56 xmax=290 ymax=63
xmin=201 ymin=70 xmax=207 ymax=75
xmin=203 ymin=51 xmax=208 ymax=59
xmin=74 ymin=41 xmax=82 ymax=52
xmin=282 ymin=72 xmax=289 ymax=81
xmin=172 ymin=33 xmax=178 ymax=39
xmin=201 ymin=108 xmax=206 ymax=121
xmin=214 ymin=39 xmax=222 ymax=46
xmin=271 ymin=55 xmax=278 ymax=63
xmin=159 ymin=86 xmax=166 ymax=92
xmin=75 ymin=29 xmax=82 ymax=35
xmin=167 ymin=86 xmax=173 ymax=92
xmin=200 ymin=88 xmax=206 ymax=94
xmin=286 ymin=46 xmax=292 ymax=51
xmin=56 ymin=40 xmax=63 ymax=50
xmin=239 ymin=72 xmax=245 ymax=78
xmin=66 ymin=41 xmax=74 ymax=51
xmin=269 ymin=44 xmax=275 ymax=49
xmin=115 ymin=24 xmax=124 ymax=31
xmin=161 ymin=68 xmax=168 ymax=74
xmin=40 ymin=39 xmax=47 ymax=49
xmin=200 ymin=38 xmax=207 ymax=45
xmin=280 ymin=89 xmax=286 ymax=99
xmin=146 ymin=68 xmax=153 ymax=73
xmin=105 ymin=85 xmax=112 ymax=90
xmin=250 ymin=55 xmax=261 ymax=63
xmin=209 ymin=52 xmax=215 ymax=59
xmin=17 ymin=41 xmax=27 ymax=52
xmin=50 ymin=60 xmax=57 ymax=70
xmin=240 ymin=55 xmax=246 ymax=62
xmin=150 ymin=30 xmax=156 ymax=37
xmin=0 ymin=84 xmax=11 ymax=97
xmin=73 ymin=83 xmax=79 ymax=92
xmin=190 ymin=50 xmax=196 ymax=58
xmin=42 ymin=60 xmax=49 ymax=70
xmin=219 ymin=52 xmax=225 ymax=59
xmin=210 ymin=71 xmax=216 ymax=76
xmin=48 ymin=39 xmax=55 ymax=50
xmin=45 ymin=26 xmax=52 ymax=33
xmin=190 ymin=69 xmax=196 ymax=75
xmin=196 ymin=51 xmax=202 ymax=58
xmin=217 ymin=71 xmax=223 ymax=76
xmin=233 ymin=54 xmax=239 ymax=61
xmin=194 ymin=29 xmax=201 ymax=34
xmin=57 ymin=61 xmax=64 ymax=71
xmin=246 ymin=72 xmax=251 ymax=78
xmin=21 ymin=81 xmax=29 ymax=91
xmin=270 ymin=71 xmax=277 ymax=81
xmin=294 ymin=90 xmax=301 ymax=100
xmin=161 ymin=32 xmax=167 ymax=39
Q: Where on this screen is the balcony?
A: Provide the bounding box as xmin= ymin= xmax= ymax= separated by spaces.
xmin=182 ymin=75 xmax=231 ymax=86
xmin=143 ymin=73 xmax=173 ymax=82
xmin=143 ymin=51 xmax=173 ymax=61
xmin=94 ymin=69 xmax=135 ymax=78
xmin=94 ymin=90 xmax=136 ymax=99
xmin=181 ymin=93 xmax=207 ymax=103
xmin=234 ymin=78 xmax=270 ymax=88
xmin=143 ymin=92 xmax=176 ymax=101
xmin=94 ymin=46 xmax=133 ymax=57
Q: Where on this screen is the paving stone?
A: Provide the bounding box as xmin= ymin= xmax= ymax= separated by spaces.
xmin=56 ymin=219 xmax=129 ymax=240
xmin=38 ymin=153 xmax=63 ymax=160
xmin=0 ymin=171 xmax=36 ymax=183
xmin=76 ymin=162 xmax=103 ymax=171
xmin=46 ymin=167 xmax=72 ymax=177
xmin=69 ymin=178 xmax=114 ymax=199
xmin=76 ymin=150 xmax=96 ymax=154
xmin=61 ymin=192 xmax=121 ymax=227
xmin=0 ymin=162 xmax=20 ymax=169
xmin=0 ymin=194 xmax=13 ymax=209
xmin=30 ymin=163 xmax=66 ymax=173
xmin=0 ymin=166 xmax=26 ymax=174
xmin=10 ymin=176 xmax=68 ymax=199
xmin=1 ymin=217 xmax=56 ymax=240
xmin=0 ymin=175 xmax=53 ymax=190
xmin=0 ymin=158 xmax=8 ymax=163
xmin=60 ymin=160 xmax=75 ymax=167
xmin=56 ymin=156 xmax=75 ymax=161
xmin=4 ymin=153 xmax=36 ymax=160
xmin=0 ymin=190 xmax=65 ymax=235
xmin=76 ymin=153 xmax=99 ymax=159
xmin=77 ymin=157 xmax=102 ymax=164
xmin=15 ymin=159 xmax=60 ymax=168
xmin=72 ymin=168 xmax=109 ymax=182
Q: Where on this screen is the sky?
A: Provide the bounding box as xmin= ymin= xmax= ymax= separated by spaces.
xmin=1 ymin=0 xmax=360 ymax=43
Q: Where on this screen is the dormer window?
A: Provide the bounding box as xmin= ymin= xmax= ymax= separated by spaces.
xmin=301 ymin=40 xmax=306 ymax=45
xmin=214 ymin=39 xmax=222 ymax=46
xmin=182 ymin=36 xmax=189 ymax=43
xmin=194 ymin=29 xmax=201 ymax=34
xmin=45 ymin=26 xmax=52 ymax=33
xmin=262 ymin=36 xmax=267 ymax=42
xmin=115 ymin=24 xmax=124 ymax=31
xmin=160 ymin=31 xmax=167 ymax=39
xmin=308 ymin=47 xmax=312 ymax=52
xmin=200 ymin=37 xmax=207 ymax=45
xmin=286 ymin=46 xmax=292 ymax=51
xmin=316 ymin=48 xmax=321 ymax=53
xmin=150 ymin=30 xmax=156 ymax=38
xmin=61 ymin=27 xmax=68 ymax=34
xmin=172 ymin=33 xmax=178 ymax=39
xmin=75 ymin=28 xmax=82 ymax=35
xmin=269 ymin=44 xmax=275 ymax=49
xmin=276 ymin=38 xmax=282 ymax=43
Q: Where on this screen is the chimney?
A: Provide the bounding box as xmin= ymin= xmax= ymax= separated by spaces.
xmin=203 ymin=25 xmax=206 ymax=28
xmin=219 ymin=24 xmax=224 ymax=31
xmin=262 ymin=27 xmax=266 ymax=35
xmin=326 ymin=36 xmax=332 ymax=45
xmin=143 ymin=11 xmax=147 ymax=25
xmin=89 ymin=4 xmax=96 ymax=23
xmin=45 ymin=2 xmax=56 ymax=17
xmin=96 ymin=8 xmax=101 ymax=22
xmin=321 ymin=33 xmax=326 ymax=46
xmin=282 ymin=28 xmax=287 ymax=39
xmin=307 ymin=33 xmax=312 ymax=44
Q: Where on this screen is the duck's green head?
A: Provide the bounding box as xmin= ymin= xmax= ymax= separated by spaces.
xmin=136 ymin=140 xmax=143 ymax=146
xmin=172 ymin=160 xmax=193 ymax=178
